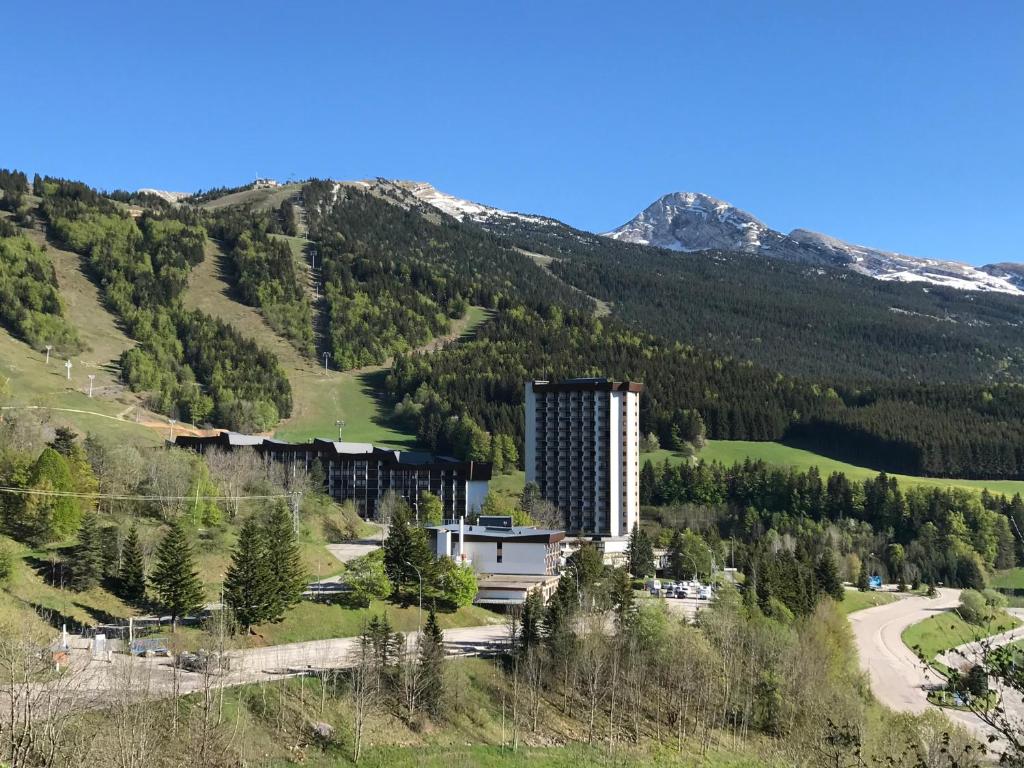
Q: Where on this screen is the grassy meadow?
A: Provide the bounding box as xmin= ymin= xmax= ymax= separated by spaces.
xmin=644 ymin=441 xmax=1024 ymax=497
xmin=902 ymin=610 xmax=1019 ymax=667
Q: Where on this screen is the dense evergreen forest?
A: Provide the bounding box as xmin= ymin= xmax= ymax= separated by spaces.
xmin=34 ymin=178 xmax=292 ymax=431
xmin=640 ymin=457 xmax=1022 ymax=590
xmin=206 ymin=206 xmax=315 ymax=355
xmin=303 ymin=181 xmax=591 ymax=368
xmin=475 ymin=211 xmax=1024 ymax=384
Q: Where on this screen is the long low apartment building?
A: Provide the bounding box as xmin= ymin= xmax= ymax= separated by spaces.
xmin=174 ymin=432 xmax=491 ymax=519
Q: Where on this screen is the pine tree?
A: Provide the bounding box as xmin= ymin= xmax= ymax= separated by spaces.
xmin=263 ymin=503 xmax=307 ymax=622
xmin=119 ymin=524 xmax=147 ymax=604
xmin=418 ymin=606 xmax=445 ymax=716
xmin=383 ymin=502 xmax=432 ymax=599
xmin=815 ymin=549 xmax=844 ymax=601
xmin=223 ymin=517 xmax=274 ymax=632
xmin=626 ymin=522 xmax=655 ymax=577
xmin=68 ymin=511 xmax=104 ymax=591
xmin=150 ymin=518 xmax=205 ymax=629
xmin=856 ymin=560 xmax=871 ymax=592
xmin=518 ymin=589 xmax=544 ymax=654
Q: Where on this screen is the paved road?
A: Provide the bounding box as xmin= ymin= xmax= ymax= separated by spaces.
xmin=849 ymin=588 xmax=1023 ymax=751
xmin=937 ymin=609 xmax=1024 ymax=671
xmin=849 ymin=588 xmax=961 ymax=714
xmin=61 ymin=626 xmax=505 ymax=704
xmin=23 ymin=622 xmax=509 ymax=709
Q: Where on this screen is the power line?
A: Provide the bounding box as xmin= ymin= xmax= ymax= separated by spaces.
xmin=0 ymin=486 xmax=294 ymax=502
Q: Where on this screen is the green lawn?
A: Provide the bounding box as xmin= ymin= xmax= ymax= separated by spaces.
xmin=991 ymin=568 xmax=1024 ymax=590
xmin=838 ymin=590 xmax=897 ymax=614
xmin=348 ymin=745 xmax=775 ymax=768
xmin=249 ymin=598 xmax=502 ymax=646
xmin=643 ymin=441 xmax=1024 ymax=497
xmin=901 ymin=609 xmax=1019 ymax=668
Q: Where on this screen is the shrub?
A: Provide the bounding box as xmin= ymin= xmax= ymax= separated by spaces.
xmin=982 ymin=588 xmax=1008 ymax=610
xmin=958 ymin=589 xmax=991 ymax=625
xmin=0 ymin=543 xmax=12 ymax=584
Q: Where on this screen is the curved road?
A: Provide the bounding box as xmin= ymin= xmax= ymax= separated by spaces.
xmin=849 ymin=588 xmax=1019 ymax=748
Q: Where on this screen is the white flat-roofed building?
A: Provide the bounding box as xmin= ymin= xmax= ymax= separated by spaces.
xmin=525 ymin=378 xmax=643 ymax=538
xmin=428 ymin=515 xmax=565 ymax=605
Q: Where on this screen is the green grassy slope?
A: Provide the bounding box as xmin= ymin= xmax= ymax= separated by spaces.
xmin=197 ymin=183 xmax=304 ymax=211
xmin=0 ymin=218 xmax=162 ymax=444
xmin=644 ymin=441 xmax=1024 ymax=497
xmin=902 ymin=609 xmax=1019 ymax=668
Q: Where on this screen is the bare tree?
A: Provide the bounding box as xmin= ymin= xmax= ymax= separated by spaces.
xmin=348 ymin=633 xmax=378 ymax=763
xmin=204 ymin=448 xmax=265 ymax=520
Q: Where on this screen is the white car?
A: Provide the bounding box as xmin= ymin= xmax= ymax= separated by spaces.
xmin=698 ymin=586 xmax=712 ymax=600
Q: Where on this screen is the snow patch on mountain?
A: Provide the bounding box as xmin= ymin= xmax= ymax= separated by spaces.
xmin=137 ymin=188 xmax=189 ymax=203
xmin=394 ymin=181 xmax=548 ymax=225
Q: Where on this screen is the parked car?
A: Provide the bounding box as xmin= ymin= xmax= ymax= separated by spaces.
xmin=698 ymin=586 xmax=712 ymax=600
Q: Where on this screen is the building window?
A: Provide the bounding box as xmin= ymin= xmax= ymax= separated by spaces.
xmin=496 ymin=540 xmax=503 ymax=564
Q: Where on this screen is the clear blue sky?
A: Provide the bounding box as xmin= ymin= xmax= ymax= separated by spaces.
xmin=4 ymin=2 xmax=1021 ymax=264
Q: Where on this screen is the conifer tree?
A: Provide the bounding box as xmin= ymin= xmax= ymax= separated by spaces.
xmin=815 ymin=549 xmax=844 ymax=601
xmin=263 ymin=502 xmax=307 ymax=621
xmin=119 ymin=524 xmax=147 ymax=604
xmin=418 ymin=605 xmax=445 ymax=716
xmin=150 ymin=518 xmax=204 ymax=629
xmin=223 ymin=516 xmax=274 ymax=632
xmin=856 ymin=560 xmax=871 ymax=592
xmin=68 ymin=510 xmax=104 ymax=591
xmin=626 ymin=522 xmax=655 ymax=577
xmin=383 ymin=502 xmax=432 ymax=599
xmin=518 ymin=589 xmax=544 ymax=654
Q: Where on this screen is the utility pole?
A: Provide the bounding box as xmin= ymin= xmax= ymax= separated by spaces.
xmin=335 ymin=419 xmax=346 ymax=441
xmin=322 ymin=351 xmax=330 ymax=374
xmin=64 ymin=359 xmax=72 ymax=380
xmin=314 ymin=281 xmax=319 ymax=300
xmin=404 ymin=560 xmax=423 ymax=631
xmin=45 ymin=345 xmax=52 ymax=364
xmin=291 ymin=492 xmax=302 ymax=535
xmin=87 ymin=374 xmax=95 ymax=398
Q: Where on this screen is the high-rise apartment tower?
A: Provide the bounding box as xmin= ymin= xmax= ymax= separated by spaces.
xmin=524 ymin=378 xmax=643 ymax=538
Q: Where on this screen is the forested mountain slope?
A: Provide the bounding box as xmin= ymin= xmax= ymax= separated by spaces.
xmin=3 ymin=169 xmax=1024 ymax=479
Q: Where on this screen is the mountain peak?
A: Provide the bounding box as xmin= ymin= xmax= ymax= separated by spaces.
xmin=604 ymin=191 xmax=1023 ymax=296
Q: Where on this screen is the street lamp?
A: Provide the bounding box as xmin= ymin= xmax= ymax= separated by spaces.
xmin=168 ymin=418 xmax=176 ymax=441
xmin=404 ymin=560 xmax=424 ymax=631
xmin=322 ymin=351 xmax=330 ymax=373
xmin=335 ymin=419 xmax=346 ymax=441
xmin=87 ymin=374 xmax=95 ymax=398
xmin=45 ymin=345 xmax=52 ymax=364
xmin=64 ymin=359 xmax=72 ymax=380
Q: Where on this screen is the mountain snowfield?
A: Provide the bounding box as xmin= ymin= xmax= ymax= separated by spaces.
xmin=605 ymin=191 xmax=1023 ymax=296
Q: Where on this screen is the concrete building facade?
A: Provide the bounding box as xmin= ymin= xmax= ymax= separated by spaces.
xmin=428 ymin=516 xmax=565 ymax=605
xmin=525 ymin=378 xmax=643 ymax=538
xmin=174 ymin=432 xmax=491 ymax=519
